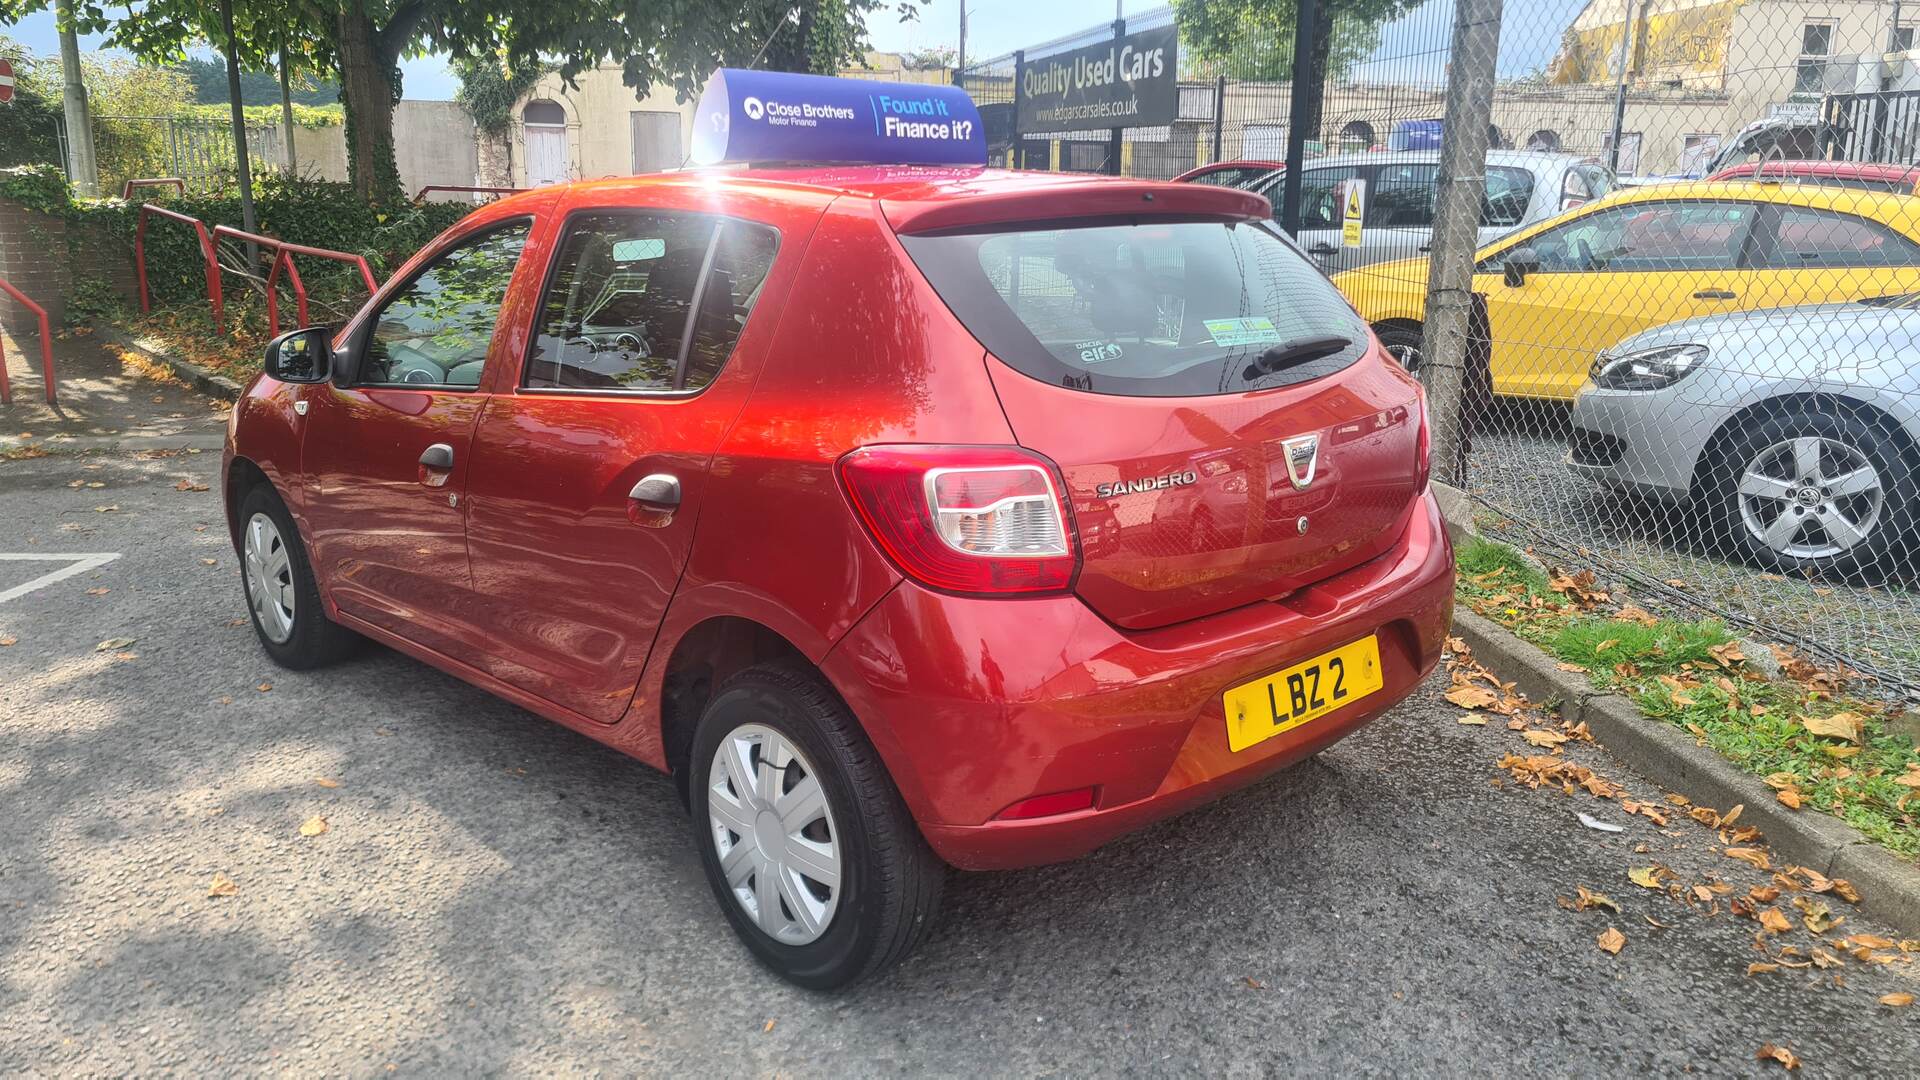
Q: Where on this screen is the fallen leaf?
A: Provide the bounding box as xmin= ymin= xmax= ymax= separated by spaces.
xmin=1445 ymin=685 xmax=1499 ymax=710
xmin=257 ymin=682 xmax=272 ymax=693
xmin=1849 ymin=934 xmax=1896 ymax=950
xmin=173 ymin=479 xmax=210 ymax=493
xmin=1726 ymin=847 xmax=1771 ymax=871
xmin=1756 ymin=1044 xmax=1800 ymax=1070
xmin=1882 ymin=992 xmax=1915 ymax=1007
xmin=200 ymin=558 xmax=217 ymax=566
xmin=298 ymin=816 xmax=329 ymax=837
xmin=763 ymin=1018 xmax=776 ymax=1032
xmin=84 ymin=587 xmax=109 ymax=596
xmin=1614 ymin=603 xmax=1658 ymax=626
xmin=1709 ymin=642 xmax=1747 ymax=668
xmin=1572 ymin=886 xmax=1621 ymax=913
xmin=1597 ymin=927 xmax=1626 ymax=955
xmin=1721 ymin=804 xmax=1744 ymax=827
xmin=313 ymin=777 xmax=340 ymax=789
xmin=1628 ymin=866 xmax=1667 ymax=889
xmin=206 ymin=874 xmax=238 ymax=898
xmin=1776 ymin=788 xmax=1803 ymax=810
xmin=92 ymin=505 xmax=118 ymax=513
xmin=1794 ymin=896 xmax=1841 ymax=933
xmin=1556 ymin=661 xmax=1588 ymax=672
xmin=374 ymin=727 xmax=394 ymax=737
xmin=1242 ymin=976 xmax=1264 ymax=990
xmin=1522 ymin=729 xmax=1569 ymax=748
xmin=1758 ymin=908 xmax=1793 ymax=934
xmin=0 ymin=636 xmax=15 ymax=647
xmin=94 ymin=637 xmax=134 ymax=651
xmin=1802 ymin=712 xmax=1864 ymax=743
xmin=1457 ymin=713 xmax=1489 ymax=726
xmin=1746 ymin=962 xmax=1779 ymax=976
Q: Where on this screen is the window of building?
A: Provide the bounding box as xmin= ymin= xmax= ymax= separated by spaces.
xmin=1796 ymin=23 xmax=1833 ymax=94
xmin=1895 ymin=26 xmax=1916 ymax=52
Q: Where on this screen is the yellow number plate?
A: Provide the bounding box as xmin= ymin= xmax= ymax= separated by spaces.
xmin=1223 ymin=635 xmax=1383 ymax=752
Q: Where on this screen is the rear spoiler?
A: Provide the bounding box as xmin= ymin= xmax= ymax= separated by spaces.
xmin=880 ymin=176 xmax=1272 ymax=235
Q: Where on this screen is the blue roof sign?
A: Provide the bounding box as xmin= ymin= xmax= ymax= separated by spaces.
xmin=690 ymin=68 xmax=987 ymax=167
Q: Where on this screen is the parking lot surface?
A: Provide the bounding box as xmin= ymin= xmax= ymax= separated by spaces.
xmin=3 ymin=437 xmax=1919 ymax=1076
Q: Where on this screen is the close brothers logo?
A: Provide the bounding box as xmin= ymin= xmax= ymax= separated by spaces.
xmin=742 ymin=96 xmax=765 ymax=121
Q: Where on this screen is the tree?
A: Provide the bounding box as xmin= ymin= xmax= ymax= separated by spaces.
xmin=178 ymin=54 xmax=339 ymax=106
xmin=1173 ymin=0 xmax=1422 ymax=140
xmin=0 ymin=37 xmax=64 ymax=170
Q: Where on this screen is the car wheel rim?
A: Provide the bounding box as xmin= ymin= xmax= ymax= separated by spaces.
xmin=1386 ymin=342 xmax=1421 ymax=373
xmin=707 ymin=723 xmax=841 ymax=946
xmin=1736 ymin=436 xmax=1884 ymax=561
xmin=243 ymin=512 xmax=296 ymax=644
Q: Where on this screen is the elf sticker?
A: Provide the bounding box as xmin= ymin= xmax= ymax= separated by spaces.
xmin=1203 ymin=317 xmax=1284 ymax=347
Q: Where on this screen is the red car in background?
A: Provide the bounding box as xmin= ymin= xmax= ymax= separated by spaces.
xmin=1706 ymin=159 xmax=1920 ymax=193
xmin=222 ymin=167 xmax=1453 ymax=988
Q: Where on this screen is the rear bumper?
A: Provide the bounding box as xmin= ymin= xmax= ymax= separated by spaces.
xmin=820 ymin=491 xmax=1455 ymax=871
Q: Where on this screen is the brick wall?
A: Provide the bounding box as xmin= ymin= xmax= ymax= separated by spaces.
xmin=0 ymin=196 xmax=139 ymax=331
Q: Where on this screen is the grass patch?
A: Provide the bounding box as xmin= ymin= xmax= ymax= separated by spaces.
xmin=1455 ymin=532 xmax=1920 ymax=860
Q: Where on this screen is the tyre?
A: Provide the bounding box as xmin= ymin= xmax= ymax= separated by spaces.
xmin=236 ymin=483 xmax=361 ymax=669
xmin=689 ymin=662 xmax=943 ymax=990
xmin=1374 ymin=324 xmax=1424 ymax=374
xmin=1703 ymin=403 xmax=1913 ymax=580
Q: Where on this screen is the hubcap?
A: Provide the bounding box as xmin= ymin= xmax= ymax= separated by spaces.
xmin=243 ymin=512 xmax=296 ymax=644
xmin=1737 ymin=436 xmax=1884 ymax=560
xmin=707 ymin=724 xmax=841 ymax=946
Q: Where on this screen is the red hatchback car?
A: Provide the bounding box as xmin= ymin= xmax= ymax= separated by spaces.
xmin=224 ymin=167 xmax=1454 ymax=988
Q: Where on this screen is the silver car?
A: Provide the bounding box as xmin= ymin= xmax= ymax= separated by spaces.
xmin=1567 ymin=298 xmax=1920 ymax=578
xmin=1182 ymin=149 xmax=1615 ymax=274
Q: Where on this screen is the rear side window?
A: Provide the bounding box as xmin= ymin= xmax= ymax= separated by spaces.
xmin=1483 ymin=166 xmax=1537 ymax=227
xmin=1756 ymin=206 xmax=1920 ymax=268
xmin=901 ymin=219 xmax=1369 ymax=398
xmin=526 ymin=212 xmax=778 ymax=392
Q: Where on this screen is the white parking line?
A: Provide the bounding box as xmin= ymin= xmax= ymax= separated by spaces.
xmin=0 ymin=553 xmax=124 ymax=604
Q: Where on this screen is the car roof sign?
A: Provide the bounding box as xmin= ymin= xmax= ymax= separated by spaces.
xmin=690 ymin=68 xmax=986 ymax=167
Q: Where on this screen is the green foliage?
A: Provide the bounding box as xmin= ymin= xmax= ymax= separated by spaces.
xmin=1173 ymin=0 xmax=1421 ymax=84
xmin=63 ymin=277 xmax=128 ymax=324
xmin=452 ymin=55 xmax=553 ymax=135
xmin=1551 ymin=616 xmax=1735 ymax=677
xmin=177 ymin=102 xmax=344 ymax=128
xmin=0 ymin=164 xmax=73 ymax=213
xmin=0 ymin=35 xmax=63 ymax=170
xmin=1456 ymin=535 xmax=1551 ymax=595
xmin=176 ymin=55 xmax=338 ymax=106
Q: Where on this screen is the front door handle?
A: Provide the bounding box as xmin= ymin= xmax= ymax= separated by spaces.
xmin=627 ymin=473 xmax=681 ymax=527
xmin=1308 ymin=242 xmax=1339 ymax=254
xmin=417 ymin=442 xmax=455 ymax=488
xmin=1693 ymin=289 xmax=1737 ymax=300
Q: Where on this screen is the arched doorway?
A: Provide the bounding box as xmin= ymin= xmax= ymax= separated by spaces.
xmin=1337 ymin=120 xmax=1376 ymax=150
xmin=523 ymin=100 xmax=568 ymax=186
xmin=1526 ymin=129 xmax=1562 ymax=153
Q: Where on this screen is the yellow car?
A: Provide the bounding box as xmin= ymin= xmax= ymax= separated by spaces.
xmin=1334 ymin=181 xmax=1920 ymax=400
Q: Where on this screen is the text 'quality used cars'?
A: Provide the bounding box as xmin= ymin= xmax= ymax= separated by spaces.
xmin=222 ymin=164 xmax=1454 ymax=989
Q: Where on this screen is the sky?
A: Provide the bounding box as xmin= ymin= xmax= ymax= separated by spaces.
xmin=1 ymin=0 xmax=1591 ymax=102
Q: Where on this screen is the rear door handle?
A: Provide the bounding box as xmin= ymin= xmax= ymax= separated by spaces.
xmin=1693 ymin=289 xmax=1737 ymax=300
xmin=627 ymin=473 xmax=681 ymax=527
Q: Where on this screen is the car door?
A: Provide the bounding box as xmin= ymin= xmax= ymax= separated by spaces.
xmin=302 ymin=217 xmax=535 ymax=664
xmin=460 ymin=202 xmax=797 ymax=722
xmin=1361 ymin=162 xmax=1438 ymax=271
xmin=1742 ymin=203 xmax=1920 ymax=310
xmin=1296 ymin=164 xmax=1361 ymax=271
xmin=1478 ymin=199 xmax=1759 ymax=399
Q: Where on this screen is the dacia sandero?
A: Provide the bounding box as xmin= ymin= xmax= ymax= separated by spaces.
xmin=224 ymin=165 xmax=1455 ymax=988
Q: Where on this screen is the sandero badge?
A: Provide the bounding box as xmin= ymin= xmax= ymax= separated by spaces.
xmin=220 ymin=66 xmax=1451 ymax=992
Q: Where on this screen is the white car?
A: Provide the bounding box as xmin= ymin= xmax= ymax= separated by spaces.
xmin=1178 ymin=149 xmax=1615 ymax=274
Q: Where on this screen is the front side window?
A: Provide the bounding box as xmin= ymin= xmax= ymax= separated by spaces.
xmin=1368 ymin=164 xmax=1436 ymax=228
xmin=1299 ymin=166 xmax=1360 ymax=229
xmin=1486 ymin=200 xmax=1755 ymax=274
xmin=901 ymin=219 xmax=1370 ymax=398
xmin=526 ymin=212 xmax=778 ymax=392
xmin=361 ymin=220 xmax=531 ymax=388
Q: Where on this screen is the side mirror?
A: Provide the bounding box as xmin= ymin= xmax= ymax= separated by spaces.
xmin=1503 ymin=246 xmax=1541 ymax=287
xmin=264 ymin=327 xmax=331 ymax=384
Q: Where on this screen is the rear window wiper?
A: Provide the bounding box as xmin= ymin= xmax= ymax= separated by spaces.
xmin=1251 ymin=334 xmax=1353 ymax=375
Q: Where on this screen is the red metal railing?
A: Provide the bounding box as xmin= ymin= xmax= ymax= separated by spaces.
xmin=0 ymin=278 xmax=57 ymax=405
xmin=413 ymin=185 xmax=525 ymax=202
xmin=135 ymin=204 xmax=223 ymax=334
xmin=122 ymin=177 xmax=187 ymax=201
xmin=211 ymin=225 xmax=379 ymax=334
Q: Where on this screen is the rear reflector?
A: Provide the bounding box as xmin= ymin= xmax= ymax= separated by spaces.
xmin=995 ymin=787 xmax=1097 ymax=820
xmin=840 ymin=445 xmax=1079 ymax=596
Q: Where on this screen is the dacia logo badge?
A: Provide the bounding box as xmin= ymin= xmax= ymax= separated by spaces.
xmin=1282 ymin=434 xmax=1320 ymax=490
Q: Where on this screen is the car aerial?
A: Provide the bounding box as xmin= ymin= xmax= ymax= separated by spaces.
xmin=1172 ymin=149 xmax=1614 ymax=275
xmin=222 ymin=165 xmax=1454 ymax=989
xmin=1334 ymin=180 xmax=1920 ymax=400
xmin=1567 ymin=296 xmax=1920 ymax=579
xmin=1706 ymin=159 xmax=1920 ymax=194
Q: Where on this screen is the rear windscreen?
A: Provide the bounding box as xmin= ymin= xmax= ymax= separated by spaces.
xmin=901 ymin=219 xmax=1370 ymax=397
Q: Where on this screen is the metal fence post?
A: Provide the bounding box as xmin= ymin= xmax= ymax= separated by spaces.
xmin=1212 ymin=74 xmax=1227 ymax=164
xmin=1278 ymin=0 xmax=1319 ymax=237
xmin=1012 ymin=49 xmax=1026 ymax=169
xmin=1421 ymin=0 xmax=1504 ymax=486
xmin=1107 ymin=17 xmax=1125 ymax=176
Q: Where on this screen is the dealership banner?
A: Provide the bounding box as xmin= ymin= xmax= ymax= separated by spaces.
xmin=1015 ymin=26 xmax=1178 ymax=134
xmin=691 ymin=68 xmax=987 ymax=166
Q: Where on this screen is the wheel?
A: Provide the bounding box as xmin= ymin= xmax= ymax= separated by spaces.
xmin=689 ymin=662 xmax=943 ymax=990
xmin=236 ymin=483 xmax=361 ymax=669
xmin=1375 ymin=324 xmax=1424 ymax=374
xmin=1704 ymin=404 xmax=1913 ymax=580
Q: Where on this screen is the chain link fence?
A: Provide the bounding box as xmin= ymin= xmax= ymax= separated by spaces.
xmin=963 ymin=0 xmax=1920 ymax=697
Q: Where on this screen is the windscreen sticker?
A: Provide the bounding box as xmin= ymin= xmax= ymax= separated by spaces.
xmin=1203 ymin=317 xmax=1284 ymax=347
xmin=1072 ymin=339 xmax=1124 ymax=364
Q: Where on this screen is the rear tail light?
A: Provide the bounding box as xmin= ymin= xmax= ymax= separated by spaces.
xmin=1414 ymin=388 xmax=1433 ymax=491
xmin=838 ymin=445 xmax=1079 ymax=596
